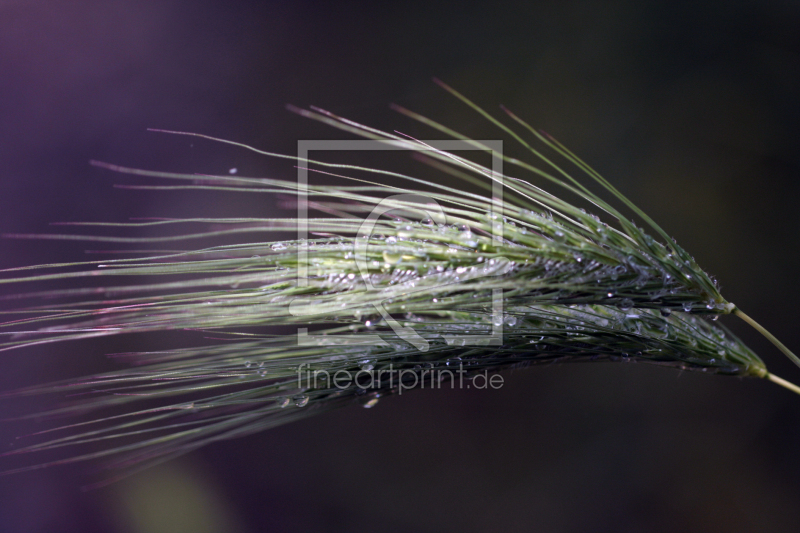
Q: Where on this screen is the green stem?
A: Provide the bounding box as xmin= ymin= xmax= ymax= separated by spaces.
xmin=767 ymin=374 xmax=800 ymax=396
xmin=734 ymin=307 xmax=800 ymax=370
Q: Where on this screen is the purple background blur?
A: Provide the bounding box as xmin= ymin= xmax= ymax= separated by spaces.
xmin=1 ymin=1 xmax=800 ymax=532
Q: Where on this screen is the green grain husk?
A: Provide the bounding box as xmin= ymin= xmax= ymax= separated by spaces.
xmin=1 ymin=82 xmax=798 ymax=479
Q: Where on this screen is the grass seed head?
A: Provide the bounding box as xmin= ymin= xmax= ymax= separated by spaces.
xmin=1 ymin=81 xmax=797 ymax=478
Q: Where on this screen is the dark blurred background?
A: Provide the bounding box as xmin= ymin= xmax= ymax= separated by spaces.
xmin=1 ymin=1 xmax=799 ymax=532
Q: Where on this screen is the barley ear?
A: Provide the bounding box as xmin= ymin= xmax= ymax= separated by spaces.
xmin=434 ymin=79 xmax=800 ymax=395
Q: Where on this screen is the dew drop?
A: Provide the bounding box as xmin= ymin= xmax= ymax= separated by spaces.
xmin=610 ymin=265 xmax=626 ymax=280
xmin=383 ymin=250 xmax=403 ymax=264
xmin=362 ymin=394 xmax=381 ymax=408
xmin=293 ymin=395 xmax=309 ymax=407
xmin=458 ymin=228 xmax=477 ymax=247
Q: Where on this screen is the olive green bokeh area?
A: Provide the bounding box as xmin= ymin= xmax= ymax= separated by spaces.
xmin=1 ymin=1 xmax=799 ymax=532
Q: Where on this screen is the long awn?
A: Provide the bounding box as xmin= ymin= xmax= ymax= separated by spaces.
xmin=1 ymin=80 xmax=798 ymax=480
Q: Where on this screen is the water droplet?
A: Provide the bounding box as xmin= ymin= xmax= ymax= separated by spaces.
xmin=618 ymin=298 xmax=633 ymax=311
xmin=385 ymin=236 xmax=397 ymax=245
xmin=383 ymin=250 xmax=402 ymax=264
xmin=360 ymin=359 xmax=375 ymax=371
xmin=504 ymin=315 xmax=517 ymax=327
xmin=292 ymin=395 xmax=309 ymax=407
xmin=362 ymin=394 xmax=381 ymax=408
xmin=683 ymin=302 xmax=692 ymax=312
xmin=660 ymin=307 xmax=672 ymax=317
xmin=229 ymin=168 xmax=237 ymax=174
xmin=271 ymin=242 xmax=287 ymax=251
xmin=278 ymin=397 xmax=290 ymax=408
xmin=244 ymin=361 xmax=252 ymax=368
xmin=458 ymin=228 xmax=477 ymax=247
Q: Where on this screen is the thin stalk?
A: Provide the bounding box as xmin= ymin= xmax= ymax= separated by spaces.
xmin=734 ymin=308 xmax=800 ymax=370
xmin=767 ymin=374 xmax=800 ymax=396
